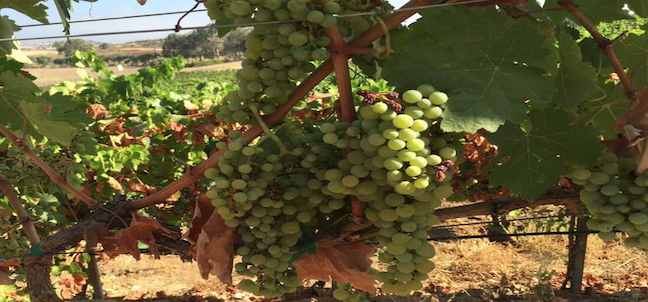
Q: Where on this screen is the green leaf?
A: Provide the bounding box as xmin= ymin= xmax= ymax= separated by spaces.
xmin=0 ymin=0 xmax=48 ymax=24
xmin=52 ymin=0 xmax=97 ymax=34
xmin=0 ymin=16 xmax=31 ymax=63
xmin=382 ymin=7 xmax=555 ymax=133
xmin=19 ymin=101 xmax=77 ymax=145
xmin=488 ymin=108 xmax=602 ymax=199
xmin=573 ymin=80 xmax=630 ymax=139
xmin=627 ymin=0 xmax=648 ymax=18
xmin=42 ymin=93 xmax=92 ymax=126
xmin=0 ymin=71 xmax=41 ymax=131
xmin=542 ymin=0 xmax=631 ymax=25
xmin=615 ymin=24 xmax=648 ymax=89
xmin=553 ymin=32 xmax=598 ymax=109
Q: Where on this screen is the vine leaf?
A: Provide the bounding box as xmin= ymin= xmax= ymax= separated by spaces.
xmin=382 ymin=7 xmax=555 ymax=133
xmin=543 ymin=0 xmax=631 ymax=25
xmin=615 ymin=24 xmax=648 ymax=89
xmin=0 ymin=71 xmax=41 ymax=134
xmin=488 ymin=108 xmax=602 ymax=199
xmin=553 ymin=32 xmax=598 ymax=109
xmin=19 ymin=93 xmax=90 ymax=145
xmin=193 ymin=202 xmax=236 ymax=285
xmin=98 ymin=213 xmax=180 ymax=260
xmin=0 ymin=16 xmax=31 ymax=63
xmin=573 ymin=78 xmax=630 ymax=139
xmin=0 ymin=0 xmax=49 ymax=24
xmin=294 ymin=242 xmax=376 ymax=293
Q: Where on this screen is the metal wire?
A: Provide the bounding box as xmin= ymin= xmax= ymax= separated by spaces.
xmin=1 ymin=0 xmax=491 ymax=43
xmin=428 ymin=230 xmax=622 ymax=242
xmin=19 ymin=9 xmax=209 ymax=28
xmin=432 ymin=213 xmax=588 ymax=229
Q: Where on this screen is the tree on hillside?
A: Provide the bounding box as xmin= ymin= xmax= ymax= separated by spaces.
xmin=53 ymin=39 xmax=94 ymax=57
xmin=162 ymin=26 xmax=248 ymax=59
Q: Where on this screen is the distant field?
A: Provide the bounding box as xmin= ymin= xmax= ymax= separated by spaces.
xmin=23 ymin=47 xmax=160 ymax=59
xmin=27 ymin=61 xmax=242 ymax=86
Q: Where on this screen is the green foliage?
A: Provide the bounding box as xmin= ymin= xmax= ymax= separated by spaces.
xmin=553 ymin=32 xmax=598 ymax=109
xmin=53 ymin=39 xmax=94 ymax=57
xmin=488 ymin=108 xmax=602 ymax=199
xmin=382 ymin=7 xmax=555 ymax=133
xmin=0 ymin=0 xmax=48 ymax=23
xmin=0 ymin=16 xmax=30 ymax=63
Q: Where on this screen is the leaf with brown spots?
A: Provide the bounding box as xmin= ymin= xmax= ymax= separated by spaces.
xmin=192 ymin=200 xmax=236 ymax=284
xmin=294 ymin=242 xmax=376 ymax=293
xmin=100 ymin=213 xmax=179 ymax=260
xmin=0 ymin=259 xmax=19 ymax=285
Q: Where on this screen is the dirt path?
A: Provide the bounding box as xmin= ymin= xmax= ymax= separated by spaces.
xmin=26 ymin=61 xmax=242 ymax=86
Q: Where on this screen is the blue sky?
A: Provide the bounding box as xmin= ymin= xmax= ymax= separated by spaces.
xmin=2 ymin=0 xmax=410 ymax=45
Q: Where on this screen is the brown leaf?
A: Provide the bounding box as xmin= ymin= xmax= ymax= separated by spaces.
xmin=84 ymin=222 xmax=110 ymax=250
xmin=193 ymin=209 xmax=235 ymax=284
xmin=101 ymin=213 xmax=179 ymax=260
xmin=57 ymin=273 xmax=86 ymax=300
xmin=137 ymin=0 xmax=148 ymax=5
xmin=185 ymin=194 xmax=215 ymax=246
xmin=294 ymin=242 xmax=376 ymax=293
xmin=195 ymin=124 xmax=226 ymax=139
xmin=107 ymin=176 xmax=124 ymax=193
xmin=0 ymin=259 xmax=19 ymax=285
xmin=87 ymin=104 xmax=109 ymax=120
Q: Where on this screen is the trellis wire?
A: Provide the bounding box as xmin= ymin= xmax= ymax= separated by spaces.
xmin=19 ymin=9 xmax=209 ymax=28
xmin=432 ymin=213 xmax=588 ymax=229
xmin=1 ymin=0 xmax=491 ymax=43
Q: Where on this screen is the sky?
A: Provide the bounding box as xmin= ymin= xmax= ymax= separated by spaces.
xmin=2 ymin=0 xmax=410 ymax=45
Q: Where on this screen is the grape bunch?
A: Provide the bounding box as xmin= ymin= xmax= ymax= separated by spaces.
xmin=204 ymin=0 xmax=387 ymax=125
xmin=569 ymin=152 xmax=648 ymax=249
xmin=312 ymin=84 xmax=455 ymax=295
xmin=204 ymin=129 xmax=348 ymax=297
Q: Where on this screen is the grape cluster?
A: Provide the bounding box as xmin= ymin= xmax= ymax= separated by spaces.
xmin=205 ymin=0 xmax=385 ymax=125
xmin=312 ymin=84 xmax=455 ymax=295
xmin=570 ymin=152 xmax=648 ymax=249
xmin=204 ymin=84 xmax=456 ymax=298
xmin=332 ymin=282 xmax=370 ymax=302
xmin=204 ymin=129 xmax=346 ymax=297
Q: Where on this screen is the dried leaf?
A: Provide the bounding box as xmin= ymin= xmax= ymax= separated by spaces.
xmin=195 ymin=124 xmax=226 ymax=138
xmin=0 ymin=259 xmax=19 ymax=285
xmin=101 ymin=213 xmax=179 ymax=260
xmin=137 ymin=0 xmax=148 ymax=5
xmin=294 ymin=242 xmax=376 ymax=293
xmin=57 ymin=273 xmax=86 ymax=300
xmin=107 ymin=176 xmax=124 ymax=193
xmin=87 ymin=104 xmax=109 ymax=120
xmin=185 ymin=194 xmax=215 ymax=246
xmin=193 ymin=209 xmax=235 ymax=284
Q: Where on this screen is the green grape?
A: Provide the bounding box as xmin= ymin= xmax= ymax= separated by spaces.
xmin=402 ymin=90 xmax=422 ymax=104
xmin=429 ymin=91 xmax=448 ymax=105
xmin=423 ymin=106 xmax=443 ymax=119
xmin=589 ymin=172 xmax=611 ymax=185
xmin=388 ymin=139 xmax=406 ymax=151
xmin=205 ymin=168 xmax=219 ymax=179
xmin=393 ymin=115 xmax=414 ymax=129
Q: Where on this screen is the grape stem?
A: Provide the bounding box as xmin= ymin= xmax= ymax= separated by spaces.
xmin=0 ymin=173 xmax=41 ymax=245
xmin=0 ymin=124 xmax=101 ymax=209
xmin=247 ymin=102 xmax=292 ymax=157
xmin=128 ymin=0 xmax=444 ymax=211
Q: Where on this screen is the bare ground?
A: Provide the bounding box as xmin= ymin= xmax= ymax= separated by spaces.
xmin=65 ymin=212 xmax=648 ymax=302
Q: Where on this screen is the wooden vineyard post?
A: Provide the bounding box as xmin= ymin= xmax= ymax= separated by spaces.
xmin=86 ymin=254 xmax=105 ymax=299
xmin=569 ymin=216 xmax=589 ymax=293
